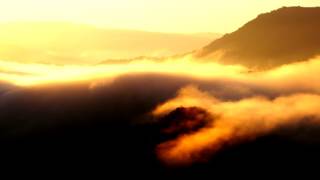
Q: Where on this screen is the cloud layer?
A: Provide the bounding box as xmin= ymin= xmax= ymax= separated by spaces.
xmin=2 ymin=54 xmax=320 ymax=168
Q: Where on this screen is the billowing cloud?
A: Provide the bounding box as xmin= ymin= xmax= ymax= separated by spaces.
xmin=143 ymin=56 xmax=320 ymax=167
xmin=153 ymin=86 xmax=320 ymax=166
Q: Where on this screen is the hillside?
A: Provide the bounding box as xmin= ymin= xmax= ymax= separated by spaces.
xmin=197 ymin=7 xmax=320 ymax=68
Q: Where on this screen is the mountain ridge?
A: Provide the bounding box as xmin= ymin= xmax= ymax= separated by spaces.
xmin=0 ymin=22 xmax=221 ymax=64
xmin=197 ymin=6 xmax=320 ymax=69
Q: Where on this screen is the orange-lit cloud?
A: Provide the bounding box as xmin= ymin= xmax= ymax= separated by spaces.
xmin=142 ymin=56 xmax=320 ymax=166
xmin=153 ymin=86 xmax=320 ymax=166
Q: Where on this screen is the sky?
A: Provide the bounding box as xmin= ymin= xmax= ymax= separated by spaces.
xmin=0 ymin=0 xmax=319 ymax=33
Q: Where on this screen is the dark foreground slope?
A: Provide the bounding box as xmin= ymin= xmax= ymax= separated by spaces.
xmin=1 ymin=75 xmax=320 ymax=178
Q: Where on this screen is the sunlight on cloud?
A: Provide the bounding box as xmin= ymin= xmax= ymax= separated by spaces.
xmin=2 ymin=55 xmax=320 ymax=92
xmin=1 ymin=41 xmax=320 ymax=168
xmin=145 ymin=55 xmax=320 ymax=166
xmin=0 ymin=56 xmax=247 ymax=86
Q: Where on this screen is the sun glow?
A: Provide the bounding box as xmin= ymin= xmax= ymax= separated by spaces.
xmin=0 ymin=0 xmax=318 ymax=33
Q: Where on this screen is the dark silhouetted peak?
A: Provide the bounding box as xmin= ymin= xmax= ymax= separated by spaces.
xmin=198 ymin=7 xmax=320 ymax=69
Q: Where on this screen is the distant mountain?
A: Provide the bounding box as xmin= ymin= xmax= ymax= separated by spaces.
xmin=197 ymin=7 xmax=320 ymax=69
xmin=0 ymin=22 xmax=221 ymax=64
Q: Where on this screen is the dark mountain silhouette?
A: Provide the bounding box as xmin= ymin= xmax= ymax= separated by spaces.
xmin=197 ymin=7 xmax=320 ymax=69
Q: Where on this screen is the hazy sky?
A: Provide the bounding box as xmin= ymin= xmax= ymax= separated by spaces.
xmin=0 ymin=0 xmax=319 ymax=33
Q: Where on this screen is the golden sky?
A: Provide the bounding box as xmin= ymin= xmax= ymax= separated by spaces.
xmin=0 ymin=0 xmax=319 ymax=33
